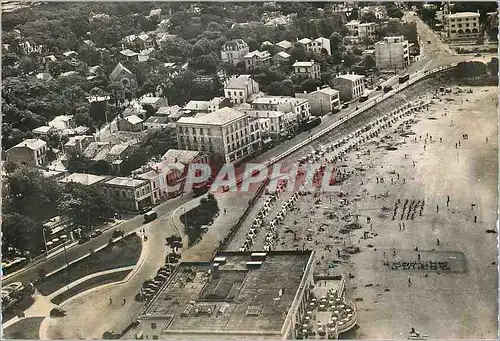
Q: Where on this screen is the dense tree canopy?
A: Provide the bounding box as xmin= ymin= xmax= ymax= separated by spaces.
xmin=2 ymin=166 xmax=62 ymax=254
xmin=58 ymin=182 xmax=116 ymax=231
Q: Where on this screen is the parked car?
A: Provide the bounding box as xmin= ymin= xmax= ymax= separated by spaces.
xmin=139 ymin=206 xmax=152 ymax=215
xmin=167 ymin=252 xmax=181 ymax=260
xmin=142 ymin=287 xmax=155 ymax=294
xmin=103 ymin=330 xmax=121 ymax=339
xmin=142 ymin=279 xmax=154 ymax=288
xmin=172 ymin=240 xmax=183 ymax=249
xmin=157 ymin=269 xmax=170 ymax=277
xmin=146 ymin=283 xmax=159 ymax=290
xmin=166 ymin=235 xmax=182 ymax=247
xmin=50 ymin=307 xmax=66 ymax=317
xmin=155 ymin=274 xmax=169 ymax=282
xmin=143 ymin=210 xmax=158 ymax=223
xmin=90 ymin=229 xmax=103 ymax=238
xmin=474 ymin=52 xmax=481 ymax=57
xmin=341 ymin=103 xmax=349 ymax=109
xmin=3 ymin=282 xmax=24 ymax=294
xmin=78 ymin=235 xmax=91 ymax=244
xmin=376 ymin=85 xmax=382 ymax=91
xmin=112 ymin=229 xmax=125 ymax=238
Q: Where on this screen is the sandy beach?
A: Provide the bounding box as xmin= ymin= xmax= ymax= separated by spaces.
xmin=225 ymin=83 xmax=497 ymax=339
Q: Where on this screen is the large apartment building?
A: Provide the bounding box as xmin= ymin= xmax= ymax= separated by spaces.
xmin=224 ymin=75 xmax=260 ymax=104
xmin=296 ymin=87 xmax=341 ymax=115
xmin=297 ymin=37 xmax=332 ymax=55
xmin=176 ymin=107 xmax=262 ymax=164
xmin=251 ymin=96 xmax=311 ymax=125
xmin=101 ymin=177 xmax=152 ymax=213
xmin=374 ymin=36 xmax=410 ymax=69
xmin=220 ymin=39 xmax=250 ymax=65
xmin=5 ymin=139 xmax=48 ymax=167
xmin=444 ymin=12 xmax=481 ymax=40
xmin=331 ymin=74 xmax=366 ymax=101
xmin=293 ymin=60 xmax=321 ymax=80
xmin=242 ymin=109 xmax=300 ymax=140
xmin=244 ymin=50 xmax=271 ymax=70
xmin=344 ymin=20 xmax=377 ymax=44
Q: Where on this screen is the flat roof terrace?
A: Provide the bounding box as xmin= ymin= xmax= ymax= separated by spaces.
xmin=141 ymin=251 xmax=313 ymax=337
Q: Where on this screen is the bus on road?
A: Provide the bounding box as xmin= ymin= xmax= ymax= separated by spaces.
xmin=398 ymin=74 xmax=410 ymax=83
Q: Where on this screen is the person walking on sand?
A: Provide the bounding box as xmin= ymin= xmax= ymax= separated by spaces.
xmin=436 ymin=205 xmax=439 ymax=213
xmin=440 ymin=137 xmax=442 ymax=143
xmin=393 ymin=249 xmax=396 ymax=257
xmin=455 ymin=143 xmax=458 ymax=148
xmin=408 ymin=277 xmax=412 ymax=287
xmin=458 ymin=141 xmax=461 ymax=147
xmin=436 ymin=238 xmax=440 ymax=245
xmin=447 ymin=195 xmax=450 ymax=207
xmin=224 ymin=208 xmax=227 ymax=215
xmin=109 ymin=297 xmax=112 ymax=305
xmin=486 ymin=137 xmax=489 ymax=142
xmin=122 ymin=297 xmax=126 ymax=305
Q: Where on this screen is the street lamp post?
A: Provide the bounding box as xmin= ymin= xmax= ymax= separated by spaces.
xmin=42 ymin=228 xmax=48 ymax=255
xmin=60 ymin=234 xmax=71 ymax=291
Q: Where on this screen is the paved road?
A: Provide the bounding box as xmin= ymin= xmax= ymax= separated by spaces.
xmin=404 ymin=11 xmax=496 ymax=71
xmin=6 ymin=10 xmax=494 ymax=287
xmin=40 ymin=205 xmax=180 ymax=339
xmin=3 ymin=195 xmax=192 ymax=286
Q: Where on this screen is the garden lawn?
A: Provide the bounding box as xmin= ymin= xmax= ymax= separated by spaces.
xmin=180 ymin=195 xmax=219 ymax=246
xmin=50 ymin=270 xmax=131 ymax=305
xmin=3 ymin=316 xmax=44 ymax=339
xmin=36 ymin=234 xmax=141 ymax=296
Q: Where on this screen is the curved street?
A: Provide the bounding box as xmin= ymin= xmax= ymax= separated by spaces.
xmin=3 ymin=194 xmax=192 ymax=287
xmin=39 ymin=208 xmax=179 ymax=339
xmin=2 ymin=9 xmax=497 ymax=339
